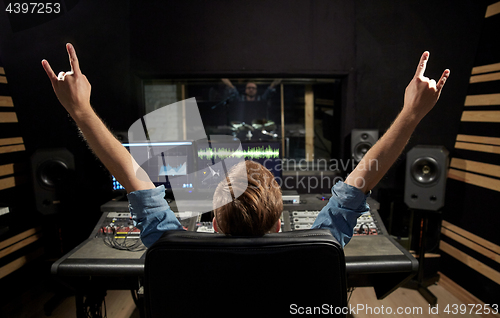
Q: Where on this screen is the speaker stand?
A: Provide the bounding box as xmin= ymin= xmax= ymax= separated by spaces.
xmin=404 ymin=209 xmax=440 ymax=307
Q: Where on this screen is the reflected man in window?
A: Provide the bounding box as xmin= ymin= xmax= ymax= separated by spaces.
xmin=221 ymin=78 xmax=281 ymax=101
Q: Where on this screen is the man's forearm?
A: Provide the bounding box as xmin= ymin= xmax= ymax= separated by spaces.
xmin=345 ymin=108 xmax=419 ymax=193
xmin=72 ymin=108 xmax=154 ymax=193
xmin=345 ymin=51 xmax=449 ymax=194
xmin=221 ymin=78 xmax=234 ymax=88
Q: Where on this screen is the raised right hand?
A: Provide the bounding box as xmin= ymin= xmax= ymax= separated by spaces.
xmin=221 ymin=78 xmax=235 ymax=88
xmin=42 ymin=43 xmax=92 ymax=117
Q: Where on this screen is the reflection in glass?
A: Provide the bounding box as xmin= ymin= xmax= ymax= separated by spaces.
xmin=142 ymin=78 xmax=341 ymax=163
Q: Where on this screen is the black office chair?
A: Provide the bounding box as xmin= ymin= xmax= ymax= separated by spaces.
xmin=144 ymin=229 xmax=347 ymax=317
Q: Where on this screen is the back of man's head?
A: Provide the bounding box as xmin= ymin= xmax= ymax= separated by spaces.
xmin=213 ymin=161 xmax=282 ymax=235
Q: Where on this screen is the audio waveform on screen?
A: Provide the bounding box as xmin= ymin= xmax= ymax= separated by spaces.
xmin=197 ymin=146 xmax=279 ymax=159
xmin=159 ymin=163 xmax=187 ymax=176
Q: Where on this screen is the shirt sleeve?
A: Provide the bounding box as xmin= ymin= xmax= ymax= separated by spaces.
xmin=127 ymin=185 xmax=184 ymax=248
xmin=227 ymin=87 xmax=241 ymax=101
xmin=310 ymin=181 xmax=370 ymax=248
xmin=261 ymin=86 xmax=276 ymax=100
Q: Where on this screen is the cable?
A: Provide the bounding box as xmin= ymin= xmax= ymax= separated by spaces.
xmin=347 ymin=287 xmax=355 ymax=303
xmin=101 ymin=226 xmax=146 ymax=252
xmin=131 ymin=289 xmax=140 ymax=307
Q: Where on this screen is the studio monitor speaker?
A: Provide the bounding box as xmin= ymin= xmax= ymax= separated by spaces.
xmin=31 ymin=148 xmax=75 ymax=215
xmin=351 ymin=129 xmax=378 ymax=163
xmin=404 ymin=145 xmax=449 ymax=211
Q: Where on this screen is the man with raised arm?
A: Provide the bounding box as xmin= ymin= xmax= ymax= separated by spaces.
xmin=42 ymin=44 xmax=449 ymax=247
xmin=221 ymin=78 xmax=282 ymax=101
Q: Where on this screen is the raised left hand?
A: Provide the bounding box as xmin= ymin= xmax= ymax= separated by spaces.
xmin=403 ymin=51 xmax=450 ymax=120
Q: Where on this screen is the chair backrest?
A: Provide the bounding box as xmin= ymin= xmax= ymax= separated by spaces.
xmin=144 ymin=229 xmax=347 ymax=317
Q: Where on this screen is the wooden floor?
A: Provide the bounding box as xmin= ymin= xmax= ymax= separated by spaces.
xmin=17 ymin=273 xmax=500 ymax=318
xmin=349 ymin=285 xmax=499 ymax=318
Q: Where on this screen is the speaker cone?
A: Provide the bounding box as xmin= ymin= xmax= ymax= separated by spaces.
xmin=410 ymin=157 xmax=439 ymax=185
xmin=37 ymin=159 xmax=69 ymax=189
xmin=353 ymin=142 xmax=372 ymax=162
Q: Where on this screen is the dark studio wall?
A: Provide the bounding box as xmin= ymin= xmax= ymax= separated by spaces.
xmin=353 ymin=0 xmax=486 ymax=259
xmin=0 ymin=0 xmax=485 ymax=177
xmin=355 ymin=1 xmax=486 ymax=189
xmin=0 ymin=0 xmax=495 ymax=299
xmin=0 ymin=1 xmax=133 ymax=251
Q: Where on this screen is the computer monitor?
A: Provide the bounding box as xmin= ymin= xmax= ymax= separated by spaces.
xmin=112 ymin=139 xmax=281 ymax=204
xmin=112 ymin=175 xmax=125 ymax=191
xmin=122 ymin=141 xmax=196 ymax=195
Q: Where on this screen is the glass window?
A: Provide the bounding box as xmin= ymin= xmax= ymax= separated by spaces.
xmin=142 ymin=78 xmax=342 ymax=166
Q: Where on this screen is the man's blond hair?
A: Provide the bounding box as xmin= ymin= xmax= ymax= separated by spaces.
xmin=213 ymin=161 xmax=282 ymax=235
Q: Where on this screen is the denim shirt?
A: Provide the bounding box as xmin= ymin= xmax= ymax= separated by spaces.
xmin=310 ymin=181 xmax=370 ymax=247
xmin=128 ymin=181 xmax=369 ymax=248
xmin=128 ymin=186 xmax=184 ymax=248
xmin=227 ymin=86 xmax=276 ymax=101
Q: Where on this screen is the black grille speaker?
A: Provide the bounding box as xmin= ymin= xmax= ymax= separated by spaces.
xmin=351 ymin=129 xmax=379 ymax=163
xmin=404 ymin=145 xmax=449 ymax=211
xmin=31 ymin=148 xmax=75 ymax=215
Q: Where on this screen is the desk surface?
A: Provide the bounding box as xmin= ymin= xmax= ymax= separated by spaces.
xmin=52 ymin=195 xmax=417 ymax=299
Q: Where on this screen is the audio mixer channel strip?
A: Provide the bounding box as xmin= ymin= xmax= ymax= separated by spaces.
xmin=281 ymin=197 xmax=387 ymax=235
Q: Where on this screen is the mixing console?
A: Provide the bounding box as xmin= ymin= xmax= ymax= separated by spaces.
xmin=96 ymin=212 xmax=145 ymax=251
xmin=98 ymin=197 xmax=385 ymax=242
xmin=284 ymin=197 xmax=385 ymax=235
xmin=192 ymin=209 xmax=384 ymax=235
xmin=195 ymin=222 xmax=215 ymax=233
xmin=97 ymin=212 xmax=139 ymax=237
xmin=54 ymin=195 xmax=413 ymax=304
xmin=96 ymin=211 xmax=198 ymax=251
xmin=287 ymin=210 xmax=382 ymax=235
